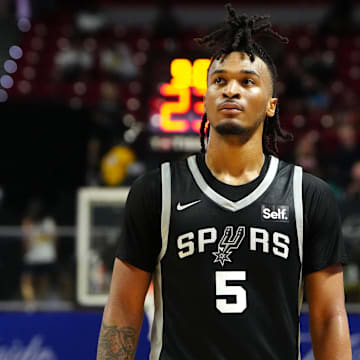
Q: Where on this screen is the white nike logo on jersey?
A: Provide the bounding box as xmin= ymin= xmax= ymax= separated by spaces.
xmin=176 ymin=200 xmax=201 ymax=211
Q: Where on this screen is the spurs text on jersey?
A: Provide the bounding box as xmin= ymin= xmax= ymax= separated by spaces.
xmin=177 ymin=225 xmax=290 ymax=265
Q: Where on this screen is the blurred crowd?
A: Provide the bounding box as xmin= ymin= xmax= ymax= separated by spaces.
xmin=0 ymin=0 xmax=359 ymax=305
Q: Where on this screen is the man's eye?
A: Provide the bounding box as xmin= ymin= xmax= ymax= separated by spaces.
xmin=243 ymin=78 xmax=255 ymax=85
xmin=215 ymin=77 xmax=224 ymax=84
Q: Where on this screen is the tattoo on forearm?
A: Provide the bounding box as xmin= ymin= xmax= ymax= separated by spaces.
xmin=97 ymin=323 xmax=137 ymax=360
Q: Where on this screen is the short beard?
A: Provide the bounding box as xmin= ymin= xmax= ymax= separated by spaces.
xmin=215 ymin=122 xmax=247 ymax=136
xmin=213 ymin=116 xmax=265 ymax=144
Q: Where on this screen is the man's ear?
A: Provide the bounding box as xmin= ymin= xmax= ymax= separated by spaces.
xmin=266 ymin=98 xmax=278 ymax=117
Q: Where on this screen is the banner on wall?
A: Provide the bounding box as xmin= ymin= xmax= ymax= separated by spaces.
xmin=0 ymin=312 xmax=359 ymax=359
xmin=0 ymin=312 xmax=149 ymax=360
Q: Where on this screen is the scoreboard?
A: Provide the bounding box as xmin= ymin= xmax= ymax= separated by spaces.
xmin=149 ymin=58 xmax=211 ymax=135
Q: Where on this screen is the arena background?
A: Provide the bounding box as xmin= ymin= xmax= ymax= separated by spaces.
xmin=0 ymin=0 xmax=360 ymax=358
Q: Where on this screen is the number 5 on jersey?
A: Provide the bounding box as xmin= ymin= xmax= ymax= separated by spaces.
xmin=215 ymin=271 xmax=247 ymax=313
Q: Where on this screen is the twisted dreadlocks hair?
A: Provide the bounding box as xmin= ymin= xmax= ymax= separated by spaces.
xmin=196 ymin=3 xmax=293 ymax=155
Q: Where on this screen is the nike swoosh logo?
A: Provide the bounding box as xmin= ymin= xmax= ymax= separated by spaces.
xmin=176 ymin=200 xmax=201 ymax=211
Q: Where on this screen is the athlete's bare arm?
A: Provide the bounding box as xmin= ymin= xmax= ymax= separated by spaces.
xmin=96 ymin=258 xmax=152 ymax=360
xmin=305 ymin=264 xmax=352 ymax=360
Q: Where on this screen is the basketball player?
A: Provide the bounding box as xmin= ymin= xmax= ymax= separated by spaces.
xmin=97 ymin=4 xmax=351 ymax=359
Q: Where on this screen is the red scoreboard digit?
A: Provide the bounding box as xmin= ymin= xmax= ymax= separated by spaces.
xmin=158 ymin=58 xmax=211 ymax=134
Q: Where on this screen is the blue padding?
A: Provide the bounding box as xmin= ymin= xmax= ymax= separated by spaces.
xmin=1 ymin=312 xmax=360 ymax=359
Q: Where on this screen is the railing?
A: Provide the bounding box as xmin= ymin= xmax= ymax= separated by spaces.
xmin=0 ymin=225 xmax=359 ymax=313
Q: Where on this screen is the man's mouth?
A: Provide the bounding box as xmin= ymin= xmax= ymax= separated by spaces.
xmin=219 ymin=103 xmax=244 ymax=114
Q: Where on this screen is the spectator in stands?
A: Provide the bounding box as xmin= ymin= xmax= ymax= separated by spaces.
xmin=86 ymin=137 xmax=102 ymax=186
xmin=54 ymin=35 xmax=94 ymax=82
xmin=86 ymin=81 xmax=126 ymax=185
xmin=99 ymin=42 xmax=138 ymax=81
xmin=293 ymin=131 xmax=323 ymax=178
xmin=282 ymin=53 xmax=306 ymax=100
xmin=329 ymin=122 xmax=360 ymax=189
xmin=20 ymin=198 xmax=58 ymax=303
xmin=347 ymin=161 xmax=360 ymax=196
xmin=338 ymin=161 xmax=360 ymax=264
xmin=100 ymin=144 xmax=136 ymax=186
xmin=304 ymin=50 xmax=335 ymax=86
xmin=76 ymin=10 xmax=104 ymax=34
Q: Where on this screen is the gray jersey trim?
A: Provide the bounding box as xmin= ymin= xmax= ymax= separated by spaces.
xmin=150 ymin=162 xmax=171 ymax=360
xmin=293 ymin=165 xmax=304 ymax=360
xmin=187 ymin=155 xmax=279 ymax=212
xmin=159 ymin=162 xmax=171 ymax=261
xmin=294 ymin=166 xmax=304 ymax=266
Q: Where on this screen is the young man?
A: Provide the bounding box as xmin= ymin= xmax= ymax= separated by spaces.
xmin=97 ymin=5 xmax=351 ymax=359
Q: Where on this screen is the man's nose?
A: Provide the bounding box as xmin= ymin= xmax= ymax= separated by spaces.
xmin=223 ymin=80 xmax=241 ymax=98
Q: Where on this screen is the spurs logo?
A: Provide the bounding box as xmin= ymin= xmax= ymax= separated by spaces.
xmin=212 ymin=226 xmax=245 ymax=266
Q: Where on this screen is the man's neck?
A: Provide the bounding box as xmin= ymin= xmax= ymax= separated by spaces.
xmin=205 ymin=129 xmax=265 ymax=186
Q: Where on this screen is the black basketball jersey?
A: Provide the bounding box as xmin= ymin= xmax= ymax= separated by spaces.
xmin=150 ymin=155 xmax=304 ymax=360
